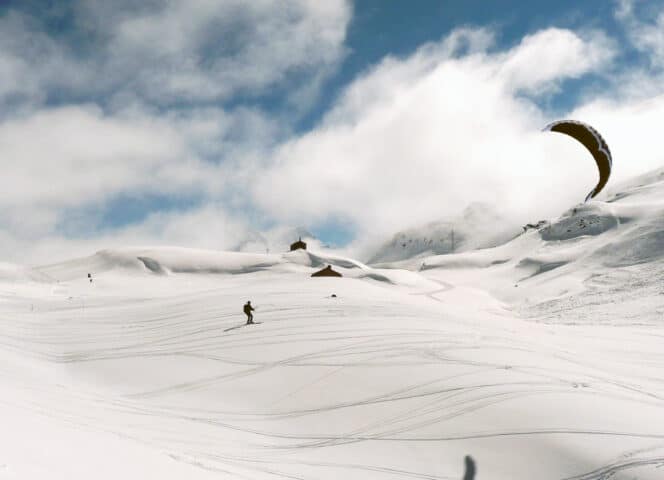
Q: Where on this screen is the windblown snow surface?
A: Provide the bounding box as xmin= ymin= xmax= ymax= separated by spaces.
xmin=3 ymin=171 xmax=664 ymax=479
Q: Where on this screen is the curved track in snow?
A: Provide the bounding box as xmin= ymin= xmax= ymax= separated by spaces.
xmin=1 ymin=258 xmax=664 ymax=479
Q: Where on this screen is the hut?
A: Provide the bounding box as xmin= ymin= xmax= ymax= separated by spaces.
xmin=311 ymin=265 xmax=342 ymax=277
xmin=290 ymin=237 xmax=307 ymax=251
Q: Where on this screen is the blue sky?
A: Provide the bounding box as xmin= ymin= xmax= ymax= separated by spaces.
xmin=1 ymin=0 xmax=664 ymax=262
xmin=317 ymin=1 xmax=622 ymax=122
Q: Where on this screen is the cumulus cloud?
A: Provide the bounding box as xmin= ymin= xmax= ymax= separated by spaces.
xmin=0 ymin=205 xmax=252 ymax=265
xmin=608 ymin=0 xmax=664 ymax=101
xmin=252 ymin=3 xmax=664 ymax=258
xmin=570 ymin=94 xmax=664 ymax=182
xmin=574 ymin=0 xmax=664 ymax=184
xmin=254 ymin=27 xmax=616 ymax=241
xmin=0 ymin=1 xmax=351 ymax=263
xmin=496 ymin=28 xmax=615 ymax=95
xmin=616 ymin=0 xmax=664 ymax=68
xmin=0 ymin=11 xmax=90 ymax=110
xmin=4 ymin=0 xmax=664 ymax=264
xmin=0 ymin=0 xmax=351 ymax=107
xmin=0 ymin=106 xmax=215 ymax=234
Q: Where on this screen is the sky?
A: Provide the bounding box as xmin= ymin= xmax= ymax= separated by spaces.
xmin=1 ymin=0 xmax=664 ymax=264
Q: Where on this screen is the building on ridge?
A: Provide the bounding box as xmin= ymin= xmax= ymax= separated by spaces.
xmin=290 ymin=237 xmax=307 ymax=251
xmin=311 ymin=265 xmax=342 ymax=277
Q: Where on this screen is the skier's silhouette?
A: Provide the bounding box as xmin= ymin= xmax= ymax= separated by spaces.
xmin=243 ymin=301 xmax=255 ymax=324
xmin=463 ymin=455 xmax=476 ymax=480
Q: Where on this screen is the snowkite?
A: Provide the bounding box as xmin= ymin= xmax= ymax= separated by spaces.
xmin=543 ymin=120 xmax=612 ymax=202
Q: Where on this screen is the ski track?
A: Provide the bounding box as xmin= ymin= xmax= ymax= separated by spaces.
xmin=1 ymin=269 xmax=664 ymax=479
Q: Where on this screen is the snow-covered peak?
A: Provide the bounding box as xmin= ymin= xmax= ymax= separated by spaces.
xmin=367 ymin=202 xmax=521 ymax=264
xmin=377 ymin=165 xmax=664 ymax=323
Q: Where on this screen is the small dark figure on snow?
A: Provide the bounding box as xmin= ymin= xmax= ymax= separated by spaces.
xmin=243 ymin=301 xmax=255 ymax=324
xmin=88 ymin=273 xmax=93 ymax=283
xmin=463 ymin=455 xmax=476 ymax=480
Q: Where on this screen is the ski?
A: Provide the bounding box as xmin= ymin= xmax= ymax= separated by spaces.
xmin=224 ymin=321 xmax=262 ymax=332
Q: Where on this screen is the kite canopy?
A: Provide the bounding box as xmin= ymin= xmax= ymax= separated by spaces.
xmin=543 ymin=120 xmax=612 ymax=202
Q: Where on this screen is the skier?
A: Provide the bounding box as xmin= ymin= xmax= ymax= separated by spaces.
xmin=463 ymin=455 xmax=476 ymax=480
xmin=243 ymin=301 xmax=255 ymax=324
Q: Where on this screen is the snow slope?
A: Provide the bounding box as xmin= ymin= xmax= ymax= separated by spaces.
xmin=389 ymin=166 xmax=664 ymax=326
xmin=2 ymin=171 xmax=664 ymax=478
xmin=368 ymin=203 xmax=521 ymax=264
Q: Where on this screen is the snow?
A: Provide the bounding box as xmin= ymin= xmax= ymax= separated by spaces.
xmin=367 ymin=202 xmax=521 ymax=264
xmin=2 ymin=172 xmax=664 ymax=478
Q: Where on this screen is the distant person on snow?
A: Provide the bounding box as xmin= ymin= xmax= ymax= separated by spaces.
xmin=463 ymin=455 xmax=476 ymax=480
xmin=243 ymin=301 xmax=255 ymax=324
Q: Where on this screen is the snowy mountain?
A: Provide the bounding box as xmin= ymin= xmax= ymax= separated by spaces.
xmin=385 ymin=166 xmax=664 ymax=325
xmin=2 ymin=169 xmax=664 ymax=478
xmin=368 ymin=202 xmax=521 ymax=264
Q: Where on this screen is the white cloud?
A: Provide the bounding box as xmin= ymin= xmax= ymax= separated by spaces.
xmin=0 ymin=106 xmax=208 ymax=209
xmin=616 ymin=0 xmax=664 ymax=68
xmin=106 ymin=0 xmax=350 ymax=103
xmin=0 ymin=1 xmax=352 ymax=263
xmin=253 ymin=27 xmax=616 ymax=240
xmin=496 ymin=28 xmax=615 ymax=94
xmin=0 ymin=103 xmax=285 ymax=253
xmin=0 ymin=205 xmax=252 ymax=265
xmin=0 ymin=11 xmax=91 ymax=109
xmin=4 ymin=2 xmax=664 ymax=264
xmin=570 ymin=93 xmax=664 ymax=182
xmin=0 ymin=0 xmax=351 ymax=107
